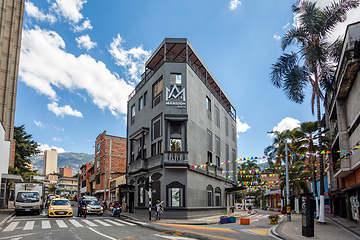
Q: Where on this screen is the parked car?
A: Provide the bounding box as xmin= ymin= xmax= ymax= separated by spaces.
xmin=48 ymin=198 xmax=73 ymax=217
xmin=84 ymin=199 xmax=103 ymax=215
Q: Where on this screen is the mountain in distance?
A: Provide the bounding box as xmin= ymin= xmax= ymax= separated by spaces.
xmin=30 ymin=152 xmax=95 ymax=175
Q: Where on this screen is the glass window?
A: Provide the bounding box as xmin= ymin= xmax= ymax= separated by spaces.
xmin=144 ymin=92 xmax=148 ymax=106
xmin=170 ymin=139 xmax=182 ymax=151
xmin=207 ymin=129 xmax=212 ymax=150
xmin=207 ymin=185 xmax=213 ymax=207
xmin=139 ymin=187 xmax=144 ymax=205
xmin=131 ymin=104 xmax=135 ymax=118
xmin=215 ymin=105 xmax=220 ymax=128
xmin=153 ymin=77 xmax=163 ymax=98
xmin=51 ymin=200 xmax=70 ymax=206
xmin=215 ymin=187 xmax=221 ymax=206
xmin=225 ymin=117 xmax=229 ymax=136
xmin=16 ymin=192 xmax=39 ymax=202
xmin=151 ymin=143 xmax=156 ymax=156
xmin=232 ymin=125 xmax=236 ymax=142
xmin=157 ymin=140 xmax=162 ymax=154
xmin=170 ymin=188 xmax=181 ymax=207
xmin=153 ymin=120 xmax=161 ymax=139
xmin=97 ymin=142 xmax=100 ymax=153
xmin=206 ymin=97 xmax=211 ymax=111
xmin=207 ymin=151 xmax=212 ymax=163
xmin=139 ymin=97 xmax=143 ymax=110
xmin=170 ymin=73 xmax=181 ymax=85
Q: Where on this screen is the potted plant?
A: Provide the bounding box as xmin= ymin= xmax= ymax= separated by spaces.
xmin=220 ymin=216 xmax=229 ymax=224
xmin=268 ymin=214 xmax=279 ymax=224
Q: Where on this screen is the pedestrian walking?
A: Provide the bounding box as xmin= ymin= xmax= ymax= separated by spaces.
xmin=155 ymin=200 xmax=163 ymax=221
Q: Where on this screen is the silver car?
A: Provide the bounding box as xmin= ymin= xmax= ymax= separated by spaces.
xmin=84 ymin=199 xmax=103 ymax=215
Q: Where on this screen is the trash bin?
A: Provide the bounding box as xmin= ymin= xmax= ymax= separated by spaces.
xmin=302 ymin=195 xmax=314 ymax=237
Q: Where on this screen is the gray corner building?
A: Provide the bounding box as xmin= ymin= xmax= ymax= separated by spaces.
xmin=126 ymin=38 xmax=238 ymax=219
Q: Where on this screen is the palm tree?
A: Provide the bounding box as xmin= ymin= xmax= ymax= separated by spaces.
xmin=292 ymin=121 xmax=330 ymax=217
xmin=270 ymin=0 xmax=359 ymax=223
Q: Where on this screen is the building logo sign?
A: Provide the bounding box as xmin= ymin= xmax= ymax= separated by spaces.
xmin=166 ymin=85 xmax=186 ymax=108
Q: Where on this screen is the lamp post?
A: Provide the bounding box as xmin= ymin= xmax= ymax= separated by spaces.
xmin=268 ymin=131 xmax=291 ymax=222
xmin=285 ymin=138 xmax=291 ymax=221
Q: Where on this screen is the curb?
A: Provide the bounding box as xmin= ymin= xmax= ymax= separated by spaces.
xmin=0 ymin=212 xmax=15 ymax=228
xmin=326 ymin=216 xmax=360 ymax=239
xmin=270 ymin=216 xmax=291 ymax=240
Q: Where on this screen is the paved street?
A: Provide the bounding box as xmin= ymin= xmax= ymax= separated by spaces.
xmin=0 ymin=206 xmax=197 ymax=240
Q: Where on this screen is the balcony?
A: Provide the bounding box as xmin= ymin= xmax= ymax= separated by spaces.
xmin=128 ymin=159 xmax=148 ymax=174
xmin=164 ymin=151 xmax=188 ymax=166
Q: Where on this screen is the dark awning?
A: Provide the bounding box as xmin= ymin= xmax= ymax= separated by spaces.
xmin=225 ymin=186 xmax=246 ymax=192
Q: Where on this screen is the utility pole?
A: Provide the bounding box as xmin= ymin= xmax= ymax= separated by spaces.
xmin=285 ymin=138 xmax=291 ymax=221
xmin=108 ymin=138 xmax=112 ymax=206
xmin=147 ymin=176 xmax=152 ymax=221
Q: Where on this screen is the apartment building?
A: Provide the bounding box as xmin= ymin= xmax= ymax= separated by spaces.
xmin=59 ymin=167 xmax=72 ymax=178
xmin=43 ymin=149 xmax=58 ymax=175
xmin=126 ymin=38 xmax=238 ymax=219
xmin=94 ymin=131 xmax=126 ymax=201
xmin=325 ymin=21 xmax=360 ymax=221
xmin=80 ymin=162 xmax=94 ymax=196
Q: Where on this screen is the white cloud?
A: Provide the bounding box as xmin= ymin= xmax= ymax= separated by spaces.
xmin=51 ymin=0 xmax=86 ymax=23
xmin=25 ymin=1 xmax=57 ymax=24
xmin=76 ymin=35 xmax=97 ymax=51
xmin=273 ymin=34 xmax=281 ymax=41
xmin=108 ymin=34 xmax=152 ymax=83
xmin=19 ymin=27 xmax=134 ymax=117
xmin=47 ymin=101 xmax=83 ymax=118
xmin=272 ymin=117 xmax=300 ymax=133
xmin=229 ymin=0 xmax=241 ymax=10
xmin=38 ymin=143 xmax=66 ymax=153
xmin=73 ymin=19 xmax=93 ymax=32
xmin=53 ymin=137 xmax=62 ymax=142
xmin=34 ymin=120 xmax=44 ymax=127
xmin=236 ymin=116 xmax=251 ymax=136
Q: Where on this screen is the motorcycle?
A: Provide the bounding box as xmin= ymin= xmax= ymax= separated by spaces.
xmin=113 ymin=205 xmax=121 ymax=217
xmin=79 ymin=205 xmax=87 ymax=218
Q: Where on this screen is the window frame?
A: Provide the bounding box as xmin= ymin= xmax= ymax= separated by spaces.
xmin=170 ymin=73 xmax=182 ymax=85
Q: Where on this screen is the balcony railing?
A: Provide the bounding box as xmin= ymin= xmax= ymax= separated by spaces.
xmin=164 ymin=151 xmax=188 ymax=164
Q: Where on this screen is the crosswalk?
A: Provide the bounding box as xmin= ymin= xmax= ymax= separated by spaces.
xmin=1 ymin=218 xmax=147 ymax=232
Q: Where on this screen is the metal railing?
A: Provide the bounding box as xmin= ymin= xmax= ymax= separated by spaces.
xmin=164 ymin=151 xmax=188 ymax=163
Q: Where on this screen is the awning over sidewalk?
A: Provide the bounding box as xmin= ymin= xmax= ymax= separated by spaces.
xmin=1 ymin=174 xmax=23 ymax=182
xmin=0 ymin=174 xmax=23 ymax=209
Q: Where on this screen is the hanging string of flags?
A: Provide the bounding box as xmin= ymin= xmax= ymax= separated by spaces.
xmin=189 ymin=140 xmax=360 ymax=171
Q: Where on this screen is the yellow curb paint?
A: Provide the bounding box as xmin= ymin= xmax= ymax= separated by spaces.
xmin=247 ymin=228 xmax=271 ymax=236
xmin=156 ymin=223 xmax=237 ymax=233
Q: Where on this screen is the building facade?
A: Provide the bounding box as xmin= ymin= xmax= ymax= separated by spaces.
xmin=94 ymin=131 xmax=126 ymax=201
xmin=59 ymin=167 xmax=72 ymax=178
xmin=57 ymin=177 xmax=78 ymax=196
xmin=80 ymin=162 xmax=94 ymax=196
xmin=126 ymin=38 xmax=238 ymax=219
xmin=43 ymin=149 xmax=58 ymax=175
xmin=0 ymin=0 xmax=25 ymax=208
xmin=325 ymin=21 xmax=360 ymax=221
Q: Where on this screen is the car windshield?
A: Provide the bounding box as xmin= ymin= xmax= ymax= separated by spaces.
xmin=16 ymin=192 xmax=39 ymax=203
xmin=85 ymin=200 xmax=100 ymax=205
xmin=51 ymin=200 xmax=70 ymax=206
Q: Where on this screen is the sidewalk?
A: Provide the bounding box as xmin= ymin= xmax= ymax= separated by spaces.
xmin=120 ymin=209 xmax=253 ymax=225
xmin=275 ymin=213 xmax=360 ymax=240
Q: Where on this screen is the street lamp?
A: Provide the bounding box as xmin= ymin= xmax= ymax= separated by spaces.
xmin=268 ymin=131 xmax=291 ymax=222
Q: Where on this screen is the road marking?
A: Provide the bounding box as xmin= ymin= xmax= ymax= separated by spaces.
xmin=154 ymin=234 xmax=196 ymax=239
xmin=42 ymin=220 xmax=51 ymax=229
xmin=114 ymin=219 xmax=136 ymax=226
xmin=56 ymin=220 xmax=67 ymax=228
xmin=104 ymin=219 xmax=124 ymax=226
xmin=127 ymin=219 xmax=148 ymax=225
xmin=82 ymin=220 xmax=97 ymax=227
xmin=0 ymin=232 xmax=36 ymax=240
xmin=3 ymin=222 xmax=19 ymax=232
xmin=94 ymin=219 xmax=111 ymax=226
xmin=247 ymin=228 xmax=270 ymax=236
xmin=69 ymin=219 xmax=83 ymax=227
xmin=88 ymin=227 xmax=116 ymax=240
xmin=23 ymin=221 xmax=35 ymax=230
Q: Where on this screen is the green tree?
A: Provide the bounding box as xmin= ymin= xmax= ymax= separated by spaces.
xmin=270 ymin=0 xmax=359 ymax=222
xmin=291 ymin=121 xmax=330 ymax=217
xmin=12 ymin=125 xmax=40 ymax=173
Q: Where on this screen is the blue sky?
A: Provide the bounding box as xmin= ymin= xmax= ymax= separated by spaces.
xmin=15 ymin=0 xmax=360 ymax=164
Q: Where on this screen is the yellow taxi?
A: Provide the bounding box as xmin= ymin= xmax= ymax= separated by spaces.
xmin=48 ymin=198 xmax=73 ymax=217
